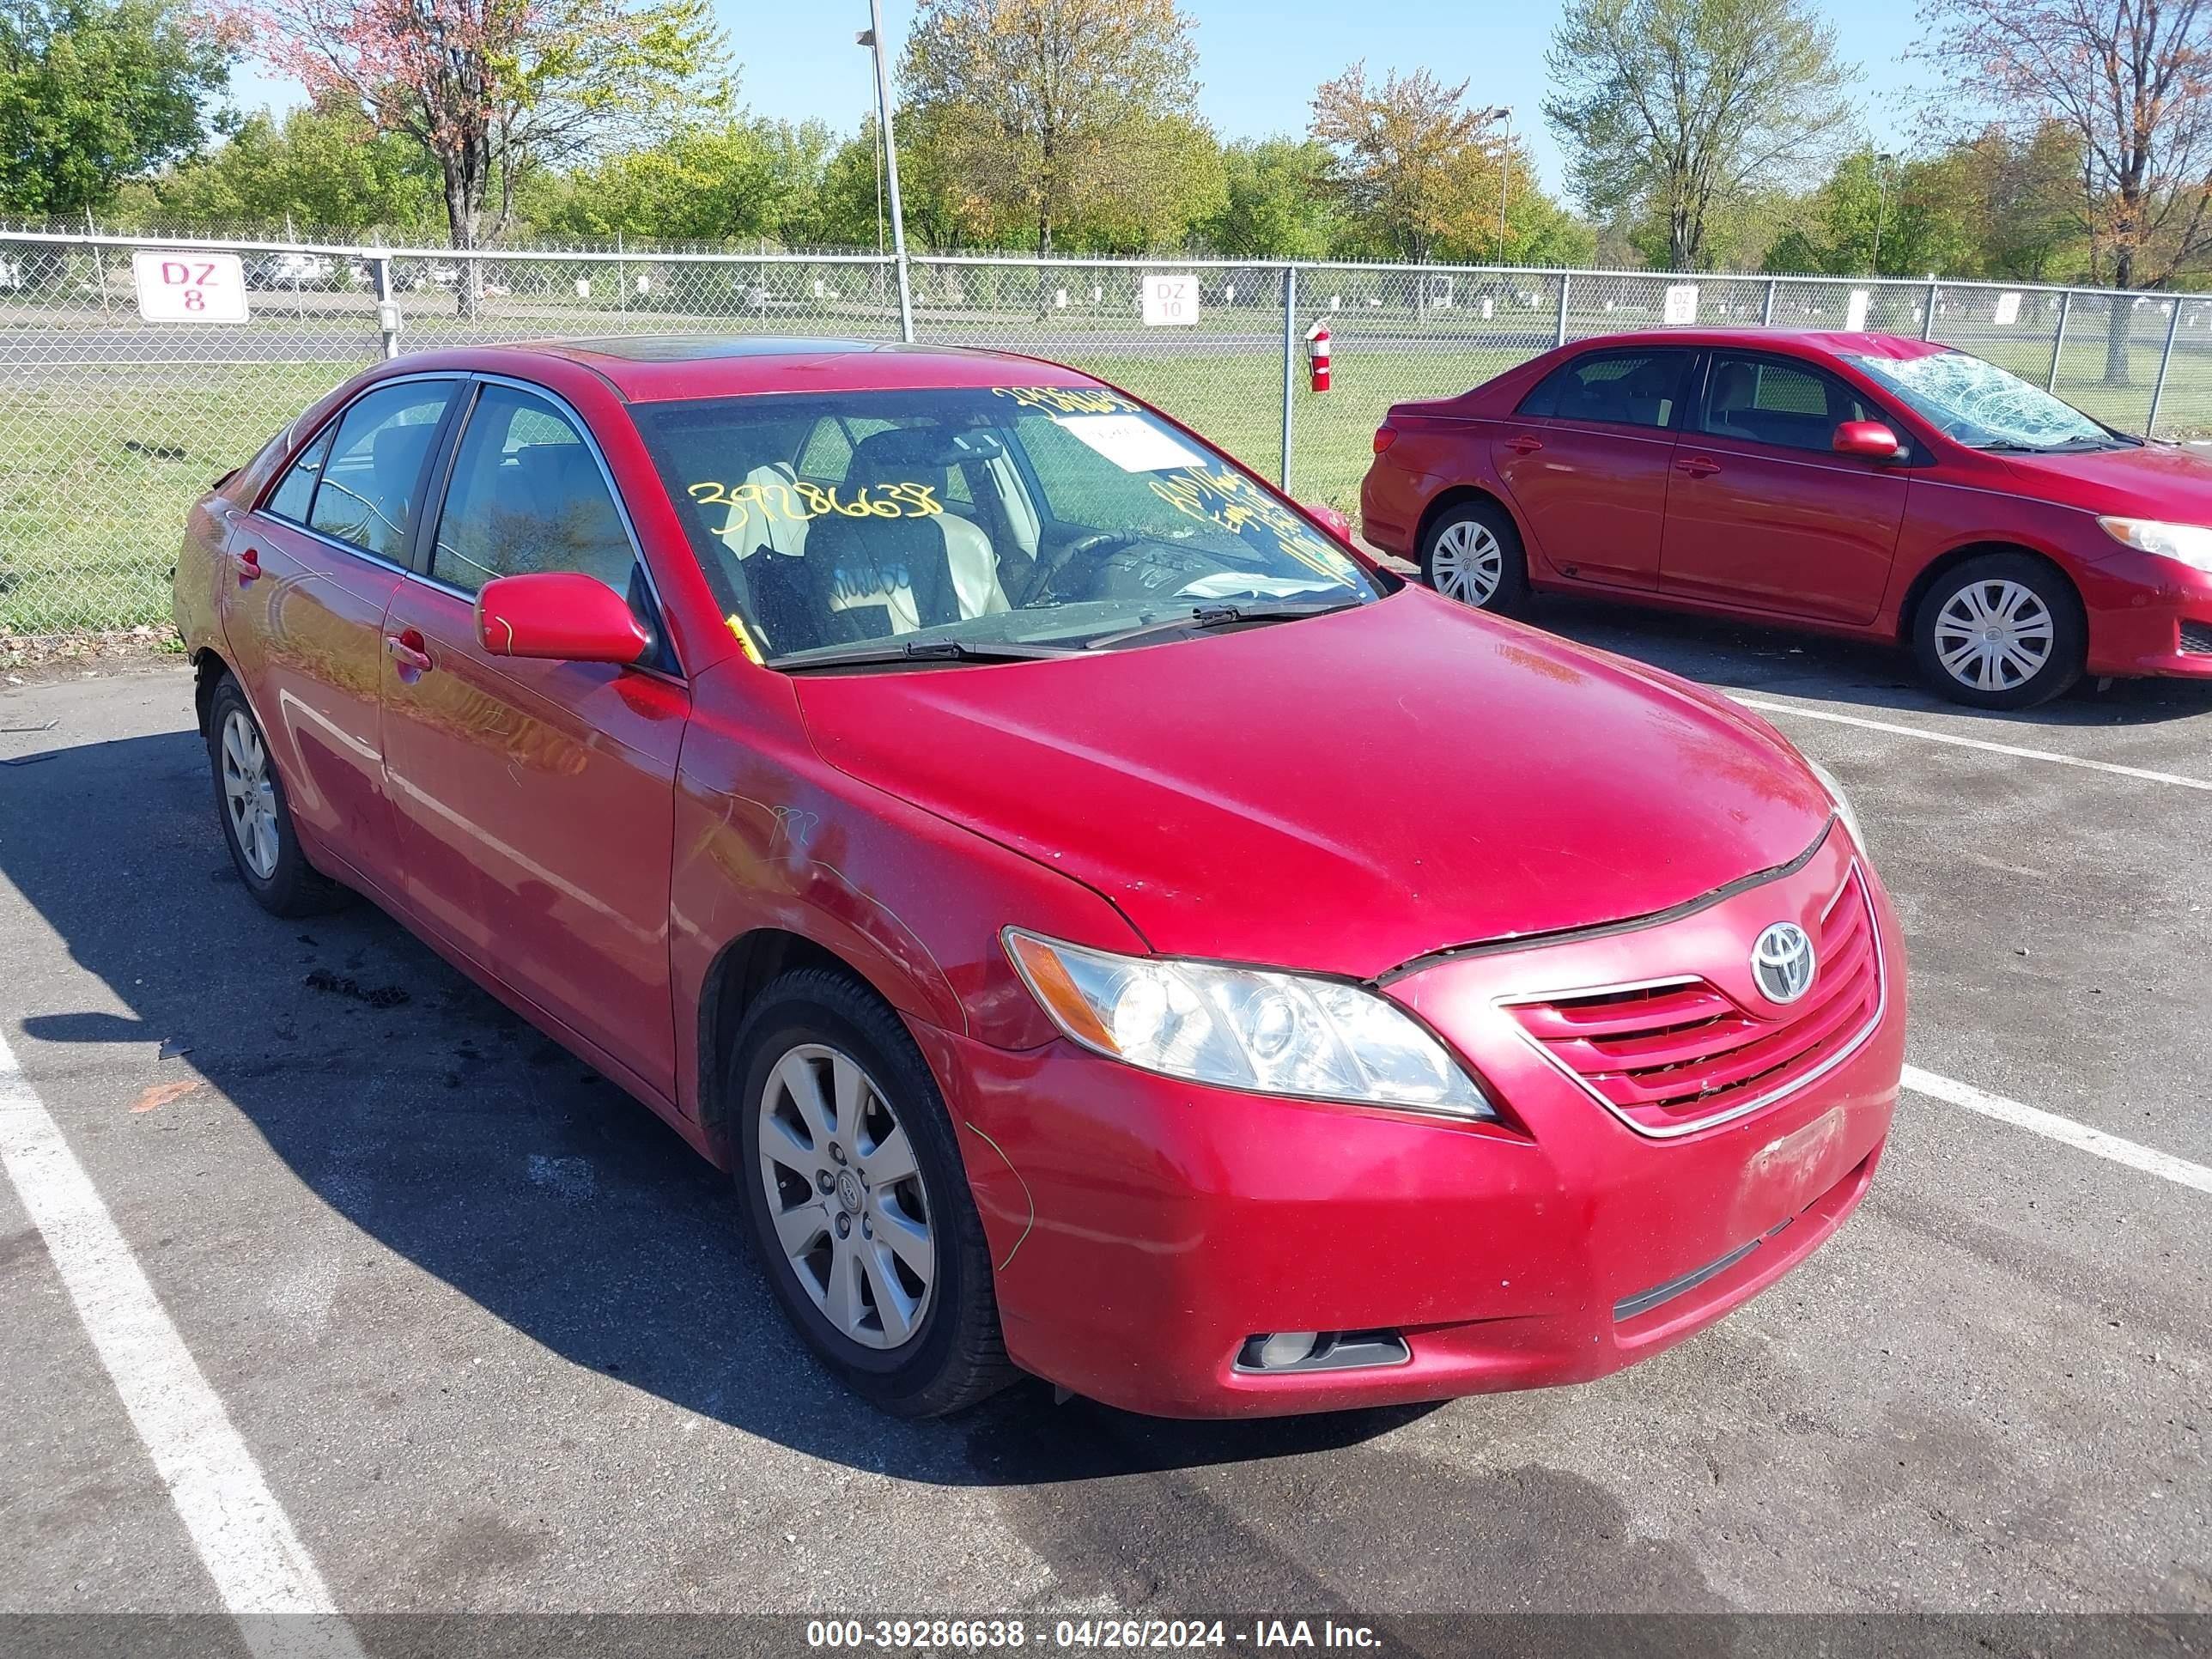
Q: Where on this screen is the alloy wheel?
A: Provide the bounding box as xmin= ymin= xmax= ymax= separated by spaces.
xmin=1931 ymin=578 xmax=2055 ymax=694
xmin=220 ymin=708 xmax=281 ymax=881
xmin=1431 ymin=518 xmax=1504 ymax=606
xmin=756 ymin=1042 xmax=936 ymax=1351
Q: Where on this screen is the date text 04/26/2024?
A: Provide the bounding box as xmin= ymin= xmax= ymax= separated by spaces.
xmin=804 ymin=1620 xmax=1384 ymax=1650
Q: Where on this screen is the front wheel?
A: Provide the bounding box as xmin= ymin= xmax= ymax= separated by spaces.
xmin=729 ymin=968 xmax=1015 ymax=1418
xmin=1911 ymin=554 xmax=2083 ymax=709
xmin=1419 ymin=499 xmax=1528 ymax=613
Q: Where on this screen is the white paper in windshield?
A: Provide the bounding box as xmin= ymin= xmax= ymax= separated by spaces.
xmin=1054 ymin=414 xmax=1207 ymax=472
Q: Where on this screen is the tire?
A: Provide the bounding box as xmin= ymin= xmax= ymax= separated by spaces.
xmin=205 ymin=675 xmax=345 ymax=916
xmin=1419 ymin=497 xmax=1528 ymax=613
xmin=728 ymin=967 xmax=1015 ymax=1418
xmin=1911 ymin=553 xmax=2084 ymax=710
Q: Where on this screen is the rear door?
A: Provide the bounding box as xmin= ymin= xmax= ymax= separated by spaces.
xmin=1658 ymin=350 xmax=1911 ymax=623
xmin=221 ymin=377 xmax=460 ymax=890
xmin=377 ymin=378 xmax=689 ymax=1103
xmin=1492 ymin=347 xmax=1694 ymax=591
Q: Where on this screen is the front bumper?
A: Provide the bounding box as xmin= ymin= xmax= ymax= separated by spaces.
xmin=2081 ymin=551 xmax=2212 ymax=678
xmin=918 ymin=832 xmax=1905 ymax=1419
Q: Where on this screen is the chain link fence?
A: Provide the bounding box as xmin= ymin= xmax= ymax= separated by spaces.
xmin=7 ymin=228 xmax=2211 ymax=640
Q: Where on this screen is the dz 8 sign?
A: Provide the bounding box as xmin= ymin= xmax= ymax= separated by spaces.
xmin=132 ymin=252 xmax=249 ymax=323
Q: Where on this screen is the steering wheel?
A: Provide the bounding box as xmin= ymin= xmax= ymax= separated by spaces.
xmin=1022 ymin=530 xmax=1133 ymax=606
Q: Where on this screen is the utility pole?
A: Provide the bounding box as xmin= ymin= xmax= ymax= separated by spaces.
xmin=1477 ymin=106 xmax=1512 ymax=264
xmin=859 ymin=3 xmax=914 ymax=342
xmin=1872 ymin=152 xmax=1896 ymax=279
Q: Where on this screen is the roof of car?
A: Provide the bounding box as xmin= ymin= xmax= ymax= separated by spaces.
xmin=441 ymin=336 xmax=1109 ymax=402
xmin=1565 ymin=327 xmax=1953 ymax=360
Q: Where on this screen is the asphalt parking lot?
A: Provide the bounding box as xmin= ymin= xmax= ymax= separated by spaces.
xmin=2 ymin=604 xmax=2208 ymax=1652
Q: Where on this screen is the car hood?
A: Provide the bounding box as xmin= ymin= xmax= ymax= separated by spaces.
xmin=793 ymin=592 xmax=1832 ymax=978
xmin=1999 ymin=441 xmax=2212 ymax=520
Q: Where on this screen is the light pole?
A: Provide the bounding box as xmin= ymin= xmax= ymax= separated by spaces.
xmin=1872 ymin=151 xmax=1896 ymax=279
xmin=858 ymin=5 xmax=914 ymax=342
xmin=1476 ymin=106 xmax=1512 ymax=264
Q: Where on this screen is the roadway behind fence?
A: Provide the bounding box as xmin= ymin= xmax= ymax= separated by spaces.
xmin=7 ymin=228 xmax=2211 ymax=637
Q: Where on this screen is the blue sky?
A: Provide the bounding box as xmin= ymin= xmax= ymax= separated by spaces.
xmin=229 ymin=0 xmax=1934 ymax=197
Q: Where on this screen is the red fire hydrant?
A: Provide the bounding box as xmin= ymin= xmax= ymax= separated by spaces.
xmin=1306 ymin=321 xmax=1332 ymax=392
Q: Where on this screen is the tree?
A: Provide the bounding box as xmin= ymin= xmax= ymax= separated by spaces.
xmin=1948 ymin=123 xmax=2081 ymax=283
xmin=1308 ymin=64 xmax=1486 ymax=264
xmin=1203 ymin=137 xmax=1340 ymax=258
xmin=1918 ymin=0 xmax=2212 ymax=380
xmin=209 ymin=0 xmax=721 ymax=270
xmin=520 ymin=115 xmax=832 ymax=244
xmin=899 ymin=0 xmax=1200 ymax=258
xmin=1762 ymin=149 xmax=1975 ymax=276
xmin=136 ymin=95 xmax=441 ymax=232
xmin=1545 ymin=0 xmax=1856 ymax=270
xmin=0 ymin=0 xmax=231 ymax=216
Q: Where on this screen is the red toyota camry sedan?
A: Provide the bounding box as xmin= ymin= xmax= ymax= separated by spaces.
xmin=174 ymin=337 xmax=1904 ymax=1418
xmin=1362 ymin=328 xmax=2212 ymax=708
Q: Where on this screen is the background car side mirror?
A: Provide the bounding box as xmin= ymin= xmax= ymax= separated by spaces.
xmin=476 ymin=571 xmax=651 ymax=665
xmin=1833 ymin=421 xmax=1905 ymax=460
xmin=1303 ymin=501 xmax=1356 ymax=541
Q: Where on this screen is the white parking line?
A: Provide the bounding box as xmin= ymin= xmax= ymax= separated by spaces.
xmin=1905 ymin=1065 xmax=2212 ymax=1195
xmin=0 ymin=1029 xmax=364 ymax=1659
xmin=1735 ymin=697 xmax=2212 ymax=793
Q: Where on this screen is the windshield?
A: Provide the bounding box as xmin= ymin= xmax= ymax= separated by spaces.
xmin=1847 ymin=350 xmax=2133 ymax=452
xmin=629 ymin=384 xmax=1384 ymax=665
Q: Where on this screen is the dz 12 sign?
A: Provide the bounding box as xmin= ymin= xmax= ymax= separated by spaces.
xmin=132 ymin=252 xmax=250 ymax=323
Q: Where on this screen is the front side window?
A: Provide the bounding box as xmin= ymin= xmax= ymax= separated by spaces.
xmin=431 ymin=384 xmax=640 ymax=598
xmin=264 ymin=428 xmax=333 ymax=521
xmin=306 ymin=380 xmax=455 ymax=559
xmin=630 ymin=385 xmax=1384 ymax=666
xmin=1848 ymin=349 xmax=2130 ymax=452
xmin=1702 ymin=355 xmax=1881 ymax=452
xmin=1519 ymin=350 xmax=1691 ymax=430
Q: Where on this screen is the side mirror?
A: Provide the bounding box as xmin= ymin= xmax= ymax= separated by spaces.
xmin=476 ymin=571 xmax=650 ymax=665
xmin=1833 ymin=421 xmax=1904 ymax=460
xmin=1303 ymin=501 xmax=1356 ymax=542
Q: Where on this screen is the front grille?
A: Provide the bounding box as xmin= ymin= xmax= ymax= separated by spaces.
xmin=1505 ymin=867 xmax=1882 ymax=1136
xmin=2181 ymin=620 xmax=2212 ymax=655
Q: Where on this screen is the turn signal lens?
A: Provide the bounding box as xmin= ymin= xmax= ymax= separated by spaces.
xmin=1372 ymin=426 xmax=1399 ymax=454
xmin=1002 ymin=929 xmax=1494 ymax=1119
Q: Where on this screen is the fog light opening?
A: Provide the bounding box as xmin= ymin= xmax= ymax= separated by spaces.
xmin=1255 ymin=1330 xmax=1320 ymax=1369
xmin=1234 ymin=1329 xmax=1412 ymax=1375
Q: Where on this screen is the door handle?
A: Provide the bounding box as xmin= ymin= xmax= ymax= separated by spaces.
xmin=1505 ymin=435 xmax=1545 ymax=454
xmin=1676 ymin=456 xmax=1722 ymax=478
xmin=231 ymin=547 xmax=260 ymax=582
xmin=385 ymin=629 xmax=433 ymax=675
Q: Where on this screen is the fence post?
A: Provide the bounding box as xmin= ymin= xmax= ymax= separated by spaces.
xmin=1761 ymin=279 xmax=1778 ymax=326
xmin=373 ymin=256 xmax=400 ymax=361
xmin=2046 ymin=290 xmax=2071 ymax=391
xmin=1921 ymin=281 xmax=1940 ymax=340
xmin=2147 ymin=295 xmax=2184 ymax=438
xmin=1554 ymin=273 xmax=1571 ymax=347
xmin=1279 ymin=264 xmax=1297 ymax=490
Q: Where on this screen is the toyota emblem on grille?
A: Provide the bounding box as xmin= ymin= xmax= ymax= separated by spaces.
xmin=1751 ymin=921 xmax=1816 ymax=1005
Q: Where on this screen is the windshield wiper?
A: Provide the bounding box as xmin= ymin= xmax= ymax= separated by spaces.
xmin=1082 ymin=599 xmax=1362 ymax=652
xmin=776 ymin=638 xmax=1081 ymax=671
xmin=1976 ymin=435 xmax=2129 ymax=453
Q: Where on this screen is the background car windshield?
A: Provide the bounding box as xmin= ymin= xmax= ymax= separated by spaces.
xmin=630 ymin=385 xmax=1382 ymax=662
xmin=1848 ymin=351 xmax=2121 ymax=450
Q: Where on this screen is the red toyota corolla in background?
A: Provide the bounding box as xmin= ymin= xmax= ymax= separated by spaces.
xmin=1363 ymin=328 xmax=2212 ymax=708
xmin=174 ymin=337 xmax=1904 ymax=1419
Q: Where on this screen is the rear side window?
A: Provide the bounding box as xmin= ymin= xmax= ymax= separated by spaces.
xmin=264 ymin=428 xmax=332 ymax=522
xmin=306 ymin=381 xmax=456 ymax=559
xmin=1702 ymin=354 xmax=1883 ymax=452
xmin=1518 ymin=350 xmax=1692 ymax=430
xmin=429 ymin=383 xmax=639 ymax=598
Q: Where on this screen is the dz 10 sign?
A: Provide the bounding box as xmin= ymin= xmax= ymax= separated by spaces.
xmin=132 ymin=252 xmax=249 ymax=323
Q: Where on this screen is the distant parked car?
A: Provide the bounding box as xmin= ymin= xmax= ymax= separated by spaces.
xmin=244 ymin=252 xmax=334 ymax=289
xmin=175 ymin=336 xmax=1902 ymax=1419
xmin=1363 ymin=328 xmax=2212 ymax=708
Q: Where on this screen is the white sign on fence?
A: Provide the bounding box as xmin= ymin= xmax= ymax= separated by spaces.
xmin=1662 ymin=283 xmax=1699 ymax=325
xmin=131 ymin=252 xmax=247 ymax=323
xmin=1994 ymin=290 xmax=2022 ymax=325
xmin=1140 ymin=272 xmax=1199 ymax=326
xmin=1845 ymin=289 xmax=1870 ymax=331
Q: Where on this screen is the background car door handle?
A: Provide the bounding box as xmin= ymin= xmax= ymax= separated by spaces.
xmin=1676 ymin=456 xmax=1722 ymax=477
xmin=385 ymin=629 xmax=433 ymax=674
xmin=1506 ymin=435 xmax=1545 ymax=454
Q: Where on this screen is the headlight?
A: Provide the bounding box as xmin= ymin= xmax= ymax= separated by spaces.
xmin=1003 ymin=929 xmax=1494 ymax=1119
xmin=1806 ymin=758 xmax=1863 ymax=848
xmin=2098 ymin=515 xmax=2212 ymax=572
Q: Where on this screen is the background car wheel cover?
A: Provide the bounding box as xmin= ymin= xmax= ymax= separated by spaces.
xmin=756 ymin=1042 xmax=936 ymax=1351
xmin=1431 ymin=519 xmax=1504 ymax=606
xmin=1932 ymin=578 xmax=2055 ymax=693
xmin=219 ymin=708 xmax=281 ymax=881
